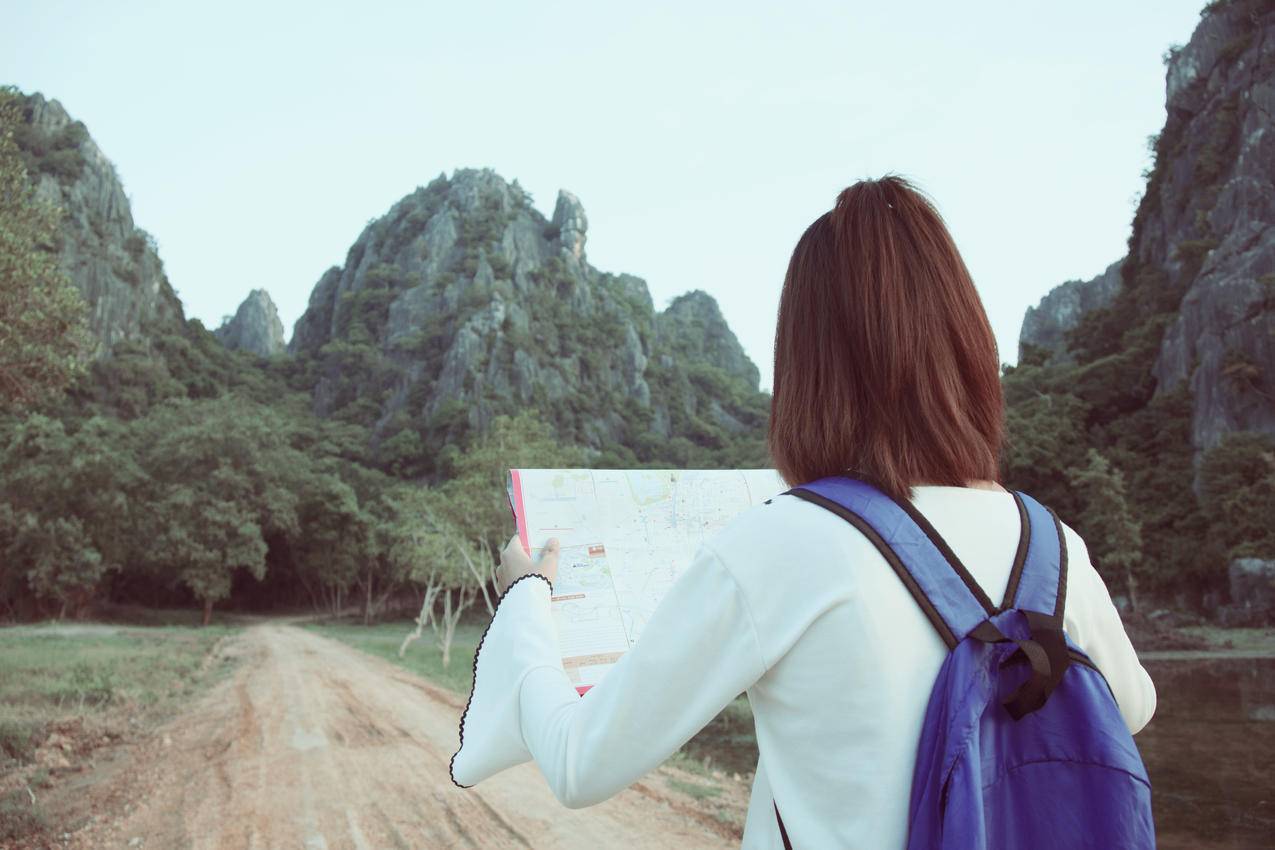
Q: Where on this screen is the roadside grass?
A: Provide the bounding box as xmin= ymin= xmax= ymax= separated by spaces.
xmin=303 ymin=616 xmax=486 ymax=696
xmin=0 ymin=619 xmax=241 ymax=842
xmin=667 ymin=777 xmax=724 ymax=800
xmin=1180 ymin=625 xmax=1275 ymax=653
xmin=683 ymin=695 xmax=760 ymax=777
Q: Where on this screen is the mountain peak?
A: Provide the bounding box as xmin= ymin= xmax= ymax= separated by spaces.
xmin=216 ymin=289 xmax=285 ymax=357
xmin=550 ymin=189 xmax=588 ymax=261
xmin=658 ymin=291 xmax=760 ymax=389
xmin=9 ymin=88 xmax=184 ymax=357
xmin=285 ymin=166 xmax=767 ymax=461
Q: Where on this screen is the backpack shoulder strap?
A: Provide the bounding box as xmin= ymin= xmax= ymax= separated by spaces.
xmin=787 ymin=476 xmax=1010 ymax=649
xmin=1005 ymin=491 xmax=1069 ymax=619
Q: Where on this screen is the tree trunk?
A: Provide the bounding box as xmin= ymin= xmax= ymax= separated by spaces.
xmin=455 ymin=541 xmax=496 ymax=616
xmin=363 ymin=568 xmax=373 ymax=626
xmin=439 ymin=590 xmax=454 ymax=668
xmin=399 ymin=572 xmax=442 ymax=658
xmin=202 ymin=598 xmax=213 ymax=626
xmin=1126 ymin=567 xmax=1140 ymax=614
xmin=433 ymin=586 xmax=477 ymax=669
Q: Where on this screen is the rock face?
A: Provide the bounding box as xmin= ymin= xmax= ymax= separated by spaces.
xmin=657 ymin=291 xmax=761 ymax=388
xmin=1018 ymin=2 xmax=1275 ymax=455
xmin=289 ymin=168 xmax=766 ymax=452
xmin=215 ymin=289 xmax=285 ymax=357
xmin=1222 ymin=557 xmax=1275 ymax=625
xmin=1019 ymin=260 xmax=1122 ymax=363
xmin=1150 ymin=5 xmax=1275 ymax=453
xmin=15 ymin=93 xmax=185 ymax=358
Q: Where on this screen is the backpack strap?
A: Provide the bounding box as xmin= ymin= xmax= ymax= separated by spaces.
xmin=786 ymin=476 xmax=1010 ymax=649
xmin=789 ymin=476 xmax=1071 ymax=720
xmin=1005 ymin=491 xmax=1069 ymax=618
xmin=991 ymin=490 xmax=1073 ymax=718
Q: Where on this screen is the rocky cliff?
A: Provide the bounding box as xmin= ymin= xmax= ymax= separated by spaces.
xmin=13 ymin=93 xmax=185 ymax=358
xmin=1150 ymin=3 xmax=1275 ymax=452
xmin=1018 ymin=0 xmax=1275 ymax=457
xmin=288 ymin=168 xmax=767 ymax=463
xmin=1019 ymin=260 xmax=1122 ymax=363
xmin=215 ymin=289 xmax=285 ymax=357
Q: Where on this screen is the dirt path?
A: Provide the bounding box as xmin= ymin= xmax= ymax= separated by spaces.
xmin=65 ymin=623 xmax=743 ymax=850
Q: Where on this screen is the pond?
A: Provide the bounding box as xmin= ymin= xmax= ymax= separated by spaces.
xmin=1138 ymin=658 xmax=1275 ymax=849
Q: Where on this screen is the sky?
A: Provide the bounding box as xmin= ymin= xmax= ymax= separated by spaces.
xmin=3 ymin=1 xmax=1208 ymax=389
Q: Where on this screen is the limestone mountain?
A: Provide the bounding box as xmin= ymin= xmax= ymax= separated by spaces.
xmin=1018 ymin=260 xmax=1122 ymax=364
xmin=11 ymin=93 xmax=185 ymax=358
xmin=1005 ymin=0 xmax=1275 ymax=606
xmin=216 ymin=289 xmax=286 ymax=357
xmin=1018 ymin=0 xmax=1275 ymax=456
xmin=287 ymin=168 xmax=768 ymax=470
xmin=1150 ymin=5 xmax=1275 ymax=453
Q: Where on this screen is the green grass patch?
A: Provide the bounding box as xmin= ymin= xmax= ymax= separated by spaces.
xmin=0 ymin=622 xmax=239 ymax=761
xmin=303 ymin=617 xmax=486 ymax=696
xmin=0 ymin=787 xmax=49 ymax=844
xmin=668 ymin=777 xmax=724 ymax=800
xmin=0 ymin=619 xmax=241 ymax=843
xmin=683 ymin=694 xmax=759 ymax=777
xmin=89 ymin=603 xmax=242 ymax=628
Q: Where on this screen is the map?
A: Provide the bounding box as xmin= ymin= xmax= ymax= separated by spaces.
xmin=507 ymin=468 xmax=786 ymax=693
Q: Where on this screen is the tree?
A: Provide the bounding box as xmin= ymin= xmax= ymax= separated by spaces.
xmin=391 ymin=486 xmax=495 ymax=668
xmin=1066 ymin=449 xmax=1144 ymax=611
xmin=12 ymin=513 xmax=103 ymax=619
xmin=0 ymin=414 xmax=139 ymax=617
xmin=437 ymin=412 xmax=586 ymax=547
xmin=151 ymin=482 xmax=267 ymax=625
xmin=132 ymin=395 xmax=309 ymax=623
xmin=0 ymin=86 xmax=89 ymax=411
xmin=290 ymin=469 xmax=367 ymax=615
xmin=359 ymin=483 xmax=431 ymax=624
xmin=1199 ymin=431 xmax=1275 ymax=563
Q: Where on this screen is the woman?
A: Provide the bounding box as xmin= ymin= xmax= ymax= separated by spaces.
xmin=449 ymin=176 xmax=1157 ymax=848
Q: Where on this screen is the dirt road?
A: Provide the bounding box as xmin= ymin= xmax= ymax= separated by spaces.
xmin=65 ymin=623 xmax=744 ymax=850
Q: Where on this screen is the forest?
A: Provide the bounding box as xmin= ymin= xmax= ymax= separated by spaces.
xmin=2 ymin=47 xmax=1273 ymax=644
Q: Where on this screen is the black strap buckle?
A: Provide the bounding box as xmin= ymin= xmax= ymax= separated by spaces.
xmin=969 ymin=611 xmax=1071 ymax=720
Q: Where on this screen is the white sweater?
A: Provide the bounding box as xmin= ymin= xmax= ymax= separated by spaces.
xmin=450 ymin=484 xmax=1158 ymax=849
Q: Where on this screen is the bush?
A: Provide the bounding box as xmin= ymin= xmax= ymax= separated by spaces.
xmin=0 ymin=719 xmax=46 ymax=764
xmin=0 ymin=788 xmax=48 ymax=843
xmin=11 ymin=111 xmax=89 ymax=184
xmin=124 ymin=232 xmax=148 ymax=261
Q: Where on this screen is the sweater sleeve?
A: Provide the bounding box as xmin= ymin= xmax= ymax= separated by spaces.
xmin=1059 ymin=523 xmax=1158 ymax=735
xmin=450 ymin=545 xmax=768 ymax=807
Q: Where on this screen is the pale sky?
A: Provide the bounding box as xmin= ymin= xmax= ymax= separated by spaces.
xmin=4 ymin=1 xmax=1207 ymax=389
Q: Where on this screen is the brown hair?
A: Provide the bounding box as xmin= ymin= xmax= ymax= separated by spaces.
xmin=768 ymin=175 xmax=1004 ymax=502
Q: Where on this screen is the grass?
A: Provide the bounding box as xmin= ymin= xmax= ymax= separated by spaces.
xmin=1180 ymin=626 xmax=1275 ymax=653
xmin=0 ymin=787 xmax=48 ymax=843
xmin=0 ymin=619 xmax=241 ymax=842
xmin=303 ymin=616 xmax=487 ymax=696
xmin=667 ymin=777 xmax=723 ymax=800
xmin=682 ymin=695 xmax=760 ymax=777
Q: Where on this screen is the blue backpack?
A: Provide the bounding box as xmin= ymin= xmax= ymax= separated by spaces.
xmin=770 ymin=476 xmax=1155 ymax=849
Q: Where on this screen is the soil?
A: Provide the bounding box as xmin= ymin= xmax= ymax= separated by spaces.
xmin=33 ymin=623 xmax=748 ymax=850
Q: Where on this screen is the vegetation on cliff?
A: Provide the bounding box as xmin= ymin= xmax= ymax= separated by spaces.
xmin=1004 ymin=0 xmax=1275 ymax=612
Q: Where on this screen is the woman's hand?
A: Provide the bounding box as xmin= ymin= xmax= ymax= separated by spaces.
xmin=496 ymin=535 xmax=560 ymax=595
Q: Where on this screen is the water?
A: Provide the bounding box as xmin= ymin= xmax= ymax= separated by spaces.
xmin=1139 ymin=658 xmax=1275 ymax=849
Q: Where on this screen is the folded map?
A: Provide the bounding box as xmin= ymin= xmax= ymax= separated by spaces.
xmin=506 ymin=468 xmax=786 ymax=694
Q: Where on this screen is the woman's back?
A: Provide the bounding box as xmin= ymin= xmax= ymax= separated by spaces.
xmin=716 ymin=484 xmax=1155 ymax=848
